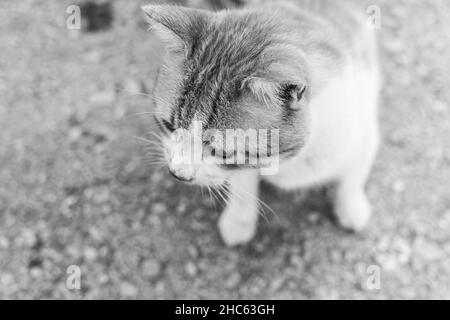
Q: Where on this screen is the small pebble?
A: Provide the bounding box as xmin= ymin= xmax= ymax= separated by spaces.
xmin=89 ymin=90 xmax=116 ymax=108
xmin=307 ymin=211 xmax=321 ymax=224
xmin=142 ymin=259 xmax=161 ymax=279
xmin=187 ymin=245 xmax=199 ymax=259
xmin=147 ymin=214 xmax=162 ymax=227
xmin=20 ymin=229 xmax=36 ymax=247
xmin=0 ymin=236 xmax=10 ymax=249
xmin=432 ymin=101 xmax=447 ymax=114
xmin=68 ymin=127 xmax=83 ymax=142
xmin=83 ymin=247 xmax=98 ymax=261
xmin=88 ymin=227 xmax=103 ymax=242
xmin=378 ymin=254 xmax=400 ymax=271
xmin=123 ymin=78 xmax=142 ymax=95
xmin=67 ymin=245 xmax=82 ymax=259
xmin=269 ymin=277 xmax=285 ymax=292
xmin=120 ymin=282 xmax=138 ymax=297
xmin=185 ymin=261 xmax=198 ymax=277
xmin=290 ymin=254 xmax=303 ymax=269
xmin=225 ymin=273 xmax=241 ymax=289
xmin=29 ymin=268 xmax=43 ymax=279
xmin=152 ymin=203 xmax=167 ymax=215
xmin=393 ymin=181 xmax=406 ymax=193
xmin=84 ymin=50 xmax=102 ymax=63
xmin=413 ymin=239 xmax=445 ymax=262
xmin=0 ymin=274 xmax=14 ymax=286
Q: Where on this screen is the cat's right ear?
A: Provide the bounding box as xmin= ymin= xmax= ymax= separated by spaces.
xmin=141 ymin=5 xmax=207 ymax=54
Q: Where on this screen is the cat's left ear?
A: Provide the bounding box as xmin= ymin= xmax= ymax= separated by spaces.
xmin=141 ymin=5 xmax=208 ymax=54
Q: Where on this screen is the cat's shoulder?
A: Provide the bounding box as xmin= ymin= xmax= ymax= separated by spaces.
xmin=252 ymin=0 xmax=372 ymax=43
xmin=253 ymin=0 xmax=376 ymax=65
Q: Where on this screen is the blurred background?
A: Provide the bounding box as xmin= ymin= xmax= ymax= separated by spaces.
xmin=0 ymin=0 xmax=449 ymax=299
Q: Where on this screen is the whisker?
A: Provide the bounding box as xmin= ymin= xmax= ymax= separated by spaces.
xmin=116 ymin=84 xmax=173 ymax=107
xmin=227 ymin=185 xmax=270 ymax=224
xmin=144 ymin=153 xmax=165 ymax=162
xmin=206 ymin=186 xmax=217 ymax=211
xmin=144 ymin=149 xmax=164 ymax=155
xmin=144 ymin=145 xmax=165 ymax=153
xmin=146 ymin=163 xmax=166 ymax=170
xmin=123 ymin=111 xmax=165 ymax=118
xmin=228 ymin=183 xmax=276 ymax=225
xmin=145 ymin=159 xmax=166 ymax=165
xmin=116 ymin=86 xmax=152 ymax=99
xmin=115 ymin=87 xmax=172 ymax=108
xmin=208 ymin=186 xmax=221 ymax=204
xmin=144 ymin=142 xmax=164 ymax=148
xmin=200 ymin=186 xmax=205 ymax=199
xmin=213 ymin=186 xmax=228 ymax=205
xmin=146 ymin=131 xmax=164 ymax=142
xmin=140 ymin=152 xmax=164 ymax=161
xmin=214 ymin=184 xmax=271 ymax=224
xmin=142 ymin=152 xmax=164 ymax=160
xmin=207 ymin=186 xmax=212 ymax=202
xmin=126 ymin=134 xmax=164 ymax=149
xmin=144 ymin=159 xmax=166 ymax=165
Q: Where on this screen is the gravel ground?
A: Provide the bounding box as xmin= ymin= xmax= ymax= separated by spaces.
xmin=0 ymin=0 xmax=449 ymax=299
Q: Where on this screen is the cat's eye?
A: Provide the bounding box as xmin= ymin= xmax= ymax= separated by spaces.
xmin=296 ymin=84 xmax=307 ymax=101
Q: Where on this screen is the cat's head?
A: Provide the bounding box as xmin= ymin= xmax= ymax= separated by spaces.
xmin=143 ymin=5 xmax=312 ymax=186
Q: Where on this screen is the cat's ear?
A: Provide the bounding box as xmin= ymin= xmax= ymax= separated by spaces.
xmin=279 ymin=83 xmax=308 ymax=111
xmin=243 ymin=77 xmax=281 ymax=107
xmin=244 ymin=78 xmax=308 ymax=110
xmin=141 ymin=5 xmax=207 ymax=54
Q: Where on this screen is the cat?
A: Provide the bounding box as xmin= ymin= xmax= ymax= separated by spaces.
xmin=143 ymin=0 xmax=380 ymax=247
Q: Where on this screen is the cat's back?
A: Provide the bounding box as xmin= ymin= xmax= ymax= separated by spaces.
xmin=302 ymin=0 xmax=370 ymax=42
xmin=255 ymin=0 xmax=366 ymax=34
xmin=252 ymin=0 xmax=374 ymax=61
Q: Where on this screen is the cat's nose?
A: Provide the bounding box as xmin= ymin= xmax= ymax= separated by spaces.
xmin=168 ymin=168 xmax=194 ymax=183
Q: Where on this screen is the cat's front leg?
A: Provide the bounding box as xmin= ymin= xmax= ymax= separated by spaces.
xmin=334 ymin=131 xmax=379 ymax=232
xmin=218 ymin=170 xmax=260 ymax=247
xmin=335 ymin=182 xmax=372 ymax=232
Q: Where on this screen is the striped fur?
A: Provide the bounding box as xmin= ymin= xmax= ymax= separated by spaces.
xmin=142 ymin=1 xmax=375 ymax=168
xmin=143 ymin=2 xmax=344 ymax=155
xmin=143 ymin=0 xmax=380 ymax=246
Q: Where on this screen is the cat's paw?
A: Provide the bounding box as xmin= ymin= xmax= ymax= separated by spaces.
xmin=218 ymin=211 xmax=257 ymax=247
xmin=335 ymin=192 xmax=372 ymax=232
